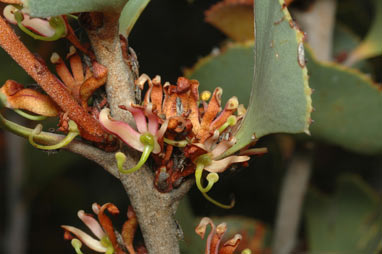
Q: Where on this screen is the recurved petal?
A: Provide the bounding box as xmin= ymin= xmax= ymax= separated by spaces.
xmin=210 ymin=138 xmax=236 ymax=159
xmin=218 ymin=234 xmax=242 ymax=254
xmin=196 ymin=217 xmax=217 ymax=254
xmin=210 ymin=223 xmax=227 ymax=254
xmin=122 ymin=206 xmax=138 ymax=254
xmin=79 ymin=62 xmax=107 ymax=108
xmin=3 ymin=5 xmax=56 ymax=37
xmin=61 ymin=225 xmax=108 ymax=253
xmin=77 ymin=210 xmax=105 ymax=240
xmin=1 ymin=80 xmax=59 ymax=116
xmin=99 ymin=108 xmax=144 ymax=152
xmin=204 ymin=155 xmax=250 ymax=173
xmin=198 ymin=87 xmax=222 ymax=142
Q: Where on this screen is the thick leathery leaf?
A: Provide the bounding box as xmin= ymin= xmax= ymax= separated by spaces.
xmin=307 ymin=47 xmax=382 ymax=154
xmin=189 ymin=0 xmax=311 ymax=156
xmin=119 ymin=0 xmax=150 ymax=37
xmin=23 ymin=0 xmax=128 ymax=18
xmin=344 ymin=0 xmax=382 ymax=66
xmin=186 ymin=42 xmax=254 ymax=105
xmin=305 ymin=174 xmax=382 ymax=254
xmin=205 ymin=0 xmax=254 ymax=42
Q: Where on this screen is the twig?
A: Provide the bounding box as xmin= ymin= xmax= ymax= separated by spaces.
xmin=84 ymin=12 xmax=191 ymax=254
xmin=83 ymin=12 xmax=136 ymax=123
xmin=292 ymin=0 xmax=337 ymax=61
xmin=272 ymin=151 xmax=313 ymax=254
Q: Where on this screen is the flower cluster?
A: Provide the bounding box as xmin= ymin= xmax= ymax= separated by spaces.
xmin=195 ymin=217 xmax=252 ymax=254
xmin=62 ymin=203 xmax=145 ymax=254
xmin=0 ymin=3 xmax=266 ymax=207
xmin=99 ymin=74 xmax=267 ymax=208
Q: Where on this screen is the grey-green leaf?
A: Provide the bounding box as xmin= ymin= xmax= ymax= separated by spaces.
xmin=186 ymin=42 xmax=254 ymax=105
xmin=24 ymin=0 xmax=128 ymax=18
xmin=119 ymin=0 xmax=150 ymax=37
xmin=307 ymin=47 xmax=382 ymax=154
xmin=305 ymin=174 xmax=382 ymax=254
xmin=344 ymin=0 xmax=382 ymax=66
xmin=189 ymin=0 xmax=312 ymax=156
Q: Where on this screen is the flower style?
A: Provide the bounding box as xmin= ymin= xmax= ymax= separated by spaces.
xmin=196 ymin=217 xmax=251 ymax=254
xmin=62 ymin=203 xmax=140 ymax=254
xmin=99 ymin=103 xmax=168 ymax=174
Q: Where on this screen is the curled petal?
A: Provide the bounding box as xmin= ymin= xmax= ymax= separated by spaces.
xmin=77 ymin=210 xmax=105 ymax=240
xmin=92 ymin=203 xmax=101 ymax=215
xmin=189 ymin=80 xmax=201 ymax=134
xmin=79 ymin=63 xmax=107 ymax=108
xmin=1 ymin=80 xmax=59 ymax=116
xmin=145 ymin=103 xmax=159 ymax=136
xmin=3 ymin=5 xmax=56 ymax=37
xmin=204 ymin=155 xmax=250 ymax=173
xmin=61 ymin=225 xmax=107 ymax=253
xmin=196 ymin=217 xmax=216 ymax=254
xmin=1 ymin=0 xmax=22 ymax=4
xmin=99 ymin=108 xmax=144 ymax=152
xmin=211 ymin=96 xmax=238 ymax=131
xmin=239 ymin=147 xmax=268 ymax=156
xmin=126 ymin=104 xmax=147 ymax=134
xmin=68 ymin=50 xmax=85 ymax=84
xmin=156 ymin=119 xmax=168 ymax=140
xmin=51 ymin=52 xmax=76 ymax=91
xmin=198 ymin=87 xmax=223 ymax=141
xmin=97 ymin=203 xmax=123 ymax=254
xmin=210 ymin=138 xmax=237 ymax=159
xmin=210 ymin=223 xmax=227 ymax=254
xmin=219 ymin=234 xmax=242 ymax=254
xmin=151 ymin=75 xmax=163 ymax=115
xmin=122 ymin=206 xmax=138 ymax=254
xmin=162 ymin=82 xmax=178 ymax=118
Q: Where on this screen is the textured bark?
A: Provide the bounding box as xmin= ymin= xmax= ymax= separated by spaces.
xmin=293 ymin=0 xmax=337 ymax=61
xmin=83 ymin=12 xmax=191 ymax=254
xmin=272 ymin=151 xmax=313 ymax=254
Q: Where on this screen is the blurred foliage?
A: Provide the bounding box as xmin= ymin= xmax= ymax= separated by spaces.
xmin=305 ymin=174 xmax=382 ymax=254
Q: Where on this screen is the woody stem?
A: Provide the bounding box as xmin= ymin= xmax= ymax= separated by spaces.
xmin=84 ymin=12 xmax=191 ymax=254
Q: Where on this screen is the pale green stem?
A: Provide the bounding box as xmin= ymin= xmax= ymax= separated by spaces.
xmin=163 ymin=137 xmax=189 ymax=148
xmin=14 ymin=12 xmax=66 ymax=41
xmin=0 ymin=111 xmax=55 ymax=142
xmin=28 ymin=121 xmax=79 ymax=150
xmin=116 ymin=133 xmax=155 ymax=174
xmin=13 ymin=109 xmax=48 ymax=121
